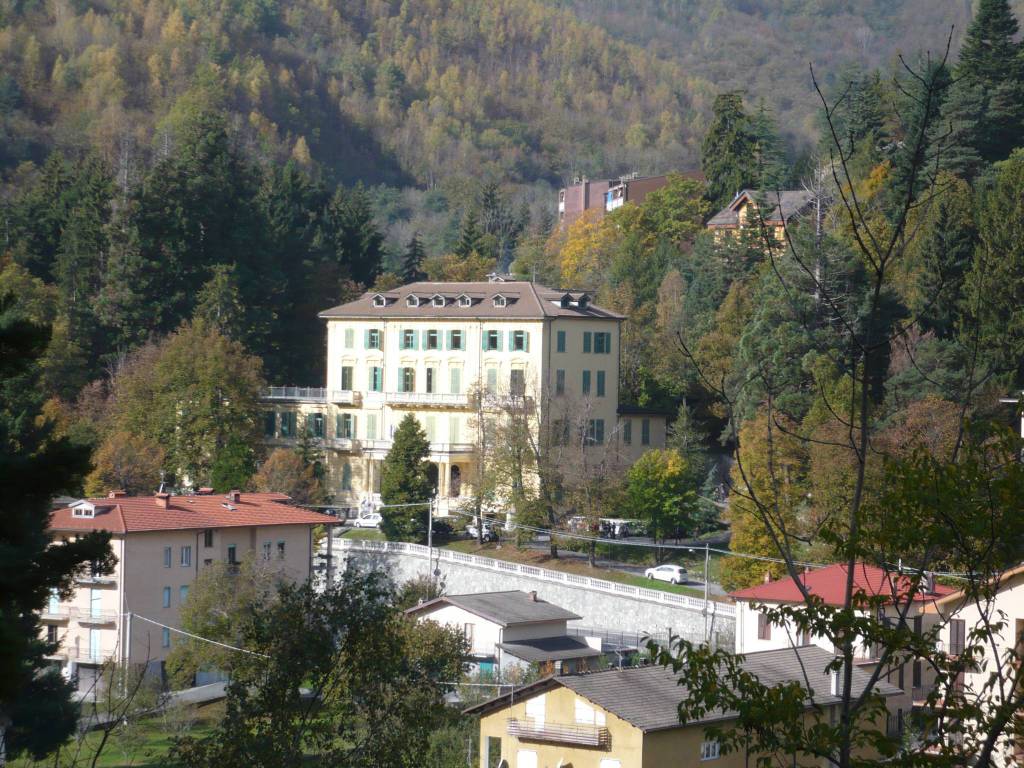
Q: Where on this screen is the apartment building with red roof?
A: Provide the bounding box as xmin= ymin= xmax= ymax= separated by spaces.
xmin=43 ymin=490 xmax=333 ymax=692
xmin=730 ymin=562 xmax=955 ymax=729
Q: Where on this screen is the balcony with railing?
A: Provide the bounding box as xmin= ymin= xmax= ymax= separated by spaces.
xmin=507 ymin=719 xmax=611 ymax=749
xmin=67 ymin=647 xmax=117 ymax=664
xmin=385 ymin=391 xmax=470 ymax=408
xmin=263 ymin=387 xmax=359 ymax=405
xmin=41 ymin=607 xmax=71 ymax=622
xmin=74 ymin=573 xmax=117 ymax=586
xmin=76 ymin=609 xmax=119 ymax=626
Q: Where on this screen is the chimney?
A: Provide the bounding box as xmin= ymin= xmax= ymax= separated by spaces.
xmin=154 ymin=492 xmax=171 ymax=509
xmin=529 ymin=590 xmax=538 ymax=602
xmin=227 ymin=490 xmax=241 ymax=504
xmin=830 ymin=668 xmax=840 ymax=696
xmin=108 ymin=490 xmax=127 ymax=499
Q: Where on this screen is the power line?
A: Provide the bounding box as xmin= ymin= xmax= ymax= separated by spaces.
xmin=131 ymin=614 xmax=270 ymax=659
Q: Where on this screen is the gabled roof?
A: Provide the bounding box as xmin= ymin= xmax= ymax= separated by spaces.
xmin=406 ymin=590 xmax=581 ymax=626
xmin=922 ymin=562 xmax=1024 ymax=615
xmin=464 ymin=645 xmax=902 ymax=730
xmin=319 ymin=281 xmax=625 ymax=320
xmin=497 ymin=636 xmax=603 ymax=662
xmin=706 ymin=189 xmax=816 ymax=228
xmin=49 ymin=493 xmax=333 ymax=534
xmin=729 ymin=562 xmax=956 ymax=607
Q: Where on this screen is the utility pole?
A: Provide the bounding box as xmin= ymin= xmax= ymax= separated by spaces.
xmin=703 ymin=543 xmax=711 ymax=644
xmin=427 ymin=495 xmax=434 ymax=583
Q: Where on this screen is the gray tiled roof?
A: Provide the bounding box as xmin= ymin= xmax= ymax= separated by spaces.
xmin=706 ymin=189 xmax=815 ymax=228
xmin=319 ymin=281 xmax=625 ymax=320
xmin=407 ymin=590 xmax=581 ymax=626
xmin=497 ymin=636 xmax=603 ymax=662
xmin=465 ymin=645 xmax=902 ymax=732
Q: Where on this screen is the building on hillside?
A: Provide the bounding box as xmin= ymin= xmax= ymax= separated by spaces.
xmin=706 ymin=189 xmax=818 ymax=241
xmin=730 ymin=562 xmax=954 ymax=725
xmin=43 ymin=490 xmax=333 ymax=692
xmin=465 ymin=644 xmax=902 ymax=768
xmin=921 ymin=564 xmax=1024 ymax=766
xmin=558 ymin=174 xmax=693 ymax=227
xmin=406 ymin=590 xmax=603 ymax=676
xmin=261 ymin=278 xmax=669 ymax=514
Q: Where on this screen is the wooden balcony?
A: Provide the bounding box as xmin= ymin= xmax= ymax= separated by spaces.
xmin=507 ymin=718 xmax=610 ymax=749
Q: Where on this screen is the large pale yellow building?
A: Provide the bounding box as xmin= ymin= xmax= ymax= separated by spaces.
xmin=465 ymin=645 xmax=901 ymax=768
xmin=43 ymin=491 xmax=332 ymax=692
xmin=262 ymin=279 xmax=668 ymax=512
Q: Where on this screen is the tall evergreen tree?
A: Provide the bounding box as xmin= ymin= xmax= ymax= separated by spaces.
xmin=328 ymin=183 xmax=384 ymax=287
xmin=399 ymin=233 xmax=426 ymax=283
xmin=379 ymin=413 xmax=433 ymax=542
xmin=0 ymin=296 xmax=114 ymax=760
xmin=701 ymin=92 xmax=758 ymax=208
xmin=453 ymin=208 xmax=487 ymax=259
xmin=749 ymin=102 xmax=789 ymax=190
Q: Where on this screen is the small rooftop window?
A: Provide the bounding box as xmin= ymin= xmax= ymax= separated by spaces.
xmin=431 ymin=294 xmax=446 ymax=307
xmin=406 ymin=295 xmax=421 ymax=307
xmin=71 ymin=501 xmax=96 ymax=518
xmin=371 ymin=294 xmax=387 ymax=308
xmin=457 ymin=294 xmax=472 ymax=307
xmin=493 ymin=294 xmax=508 ymax=308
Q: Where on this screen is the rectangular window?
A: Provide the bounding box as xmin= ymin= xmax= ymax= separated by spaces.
xmin=262 ymin=541 xmax=271 ymax=561
xmin=582 ymin=370 xmax=591 ymax=395
xmin=369 ymin=366 xmax=383 ymax=392
xmin=623 ymin=420 xmax=632 ymax=445
xmin=912 ymin=660 xmax=922 ymax=687
xmin=449 ymin=367 xmax=462 ymax=394
xmin=179 ymin=585 xmax=189 ymax=603
xmin=338 ymin=413 xmax=355 ymax=439
xmin=341 ymin=461 xmax=352 ymax=491
xmin=510 ymin=369 xmax=525 ymax=396
xmin=90 ymin=588 xmax=101 ymax=618
xmin=366 ymin=414 xmax=378 ymax=440
xmin=449 ymin=329 xmax=464 ymax=350
xmin=583 ymin=331 xmax=592 ymax=353
xmin=949 ymin=619 xmax=966 ymax=656
xmin=511 ymin=330 xmax=527 ymax=351
xmin=47 ymin=624 xmax=58 ymax=644
xmin=162 ymin=586 xmax=171 ymax=608
xmin=280 ymin=412 xmax=296 ymax=437
xmin=484 ymin=329 xmax=500 ymax=350
xmin=180 ymin=546 xmax=191 ymax=567
xmin=163 ymin=546 xmax=172 ymax=568
xmin=263 ymin=411 xmax=276 ymax=437
xmin=366 ymin=328 xmax=381 ymax=349
xmin=203 ymin=529 xmax=214 ymax=548
xmin=401 ymin=367 xmax=416 ymax=393
xmin=162 ymin=627 xmax=171 ymax=648
xmin=340 ymin=365 xmax=353 ymax=390
xmin=449 ymin=415 xmax=461 ymax=444
xmin=700 ymin=741 xmax=720 ymax=761
xmin=343 ymin=327 xmax=354 ymax=349
xmin=426 ymin=329 xmax=439 ymax=350
xmin=641 ymin=418 xmax=651 ymax=445
xmin=401 ymin=329 xmax=417 ymax=349
xmin=587 ymin=419 xmax=604 ymax=445
xmin=757 ymin=612 xmax=771 ymax=640
xmin=426 ymin=367 xmax=436 ymax=393
xmin=277 ymin=541 xmax=286 ymax=560
xmin=486 ymin=368 xmax=498 ymax=394
xmin=486 ymin=737 xmax=502 ymax=768
xmin=306 ymin=413 xmax=324 ymax=438
xmin=424 ymin=415 xmax=437 ymax=441
xmin=596 ymin=370 xmax=606 ymax=397
xmin=555 ymin=369 xmax=565 ymax=395
xmin=594 ymin=331 xmax=611 ymax=354
xmin=227 ymin=545 xmax=237 ymax=565
xmin=552 ymin=419 xmax=569 ymax=446
xmin=556 ymin=330 xmax=566 ymax=353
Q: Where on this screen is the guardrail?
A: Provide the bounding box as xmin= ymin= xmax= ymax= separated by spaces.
xmin=321 ymin=539 xmax=735 ymax=618
xmin=76 ymin=609 xmax=119 ymax=625
xmin=507 ymin=718 xmax=610 ymax=748
xmin=262 ymin=387 xmax=358 ymax=404
xmin=385 ymin=391 xmax=470 ymax=407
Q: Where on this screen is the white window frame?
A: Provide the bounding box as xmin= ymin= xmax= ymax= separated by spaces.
xmin=700 ymin=740 xmax=721 ymax=761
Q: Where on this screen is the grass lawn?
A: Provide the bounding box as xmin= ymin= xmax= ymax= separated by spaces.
xmin=11 ymin=700 xmax=225 ymax=768
xmin=340 ymin=527 xmax=385 ymax=541
xmin=443 ymin=540 xmax=731 ymax=602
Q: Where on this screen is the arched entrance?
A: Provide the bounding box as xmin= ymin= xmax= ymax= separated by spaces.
xmin=449 ymin=465 xmax=462 ymax=498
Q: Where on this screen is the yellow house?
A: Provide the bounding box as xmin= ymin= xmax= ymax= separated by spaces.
xmin=262 ymin=278 xmax=669 ymax=513
xmin=705 ymin=189 xmax=816 ymax=243
xmin=465 ymin=645 xmax=901 ymax=768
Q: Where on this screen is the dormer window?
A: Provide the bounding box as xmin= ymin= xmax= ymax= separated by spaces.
xmin=406 ymin=295 xmax=421 ymax=307
xmin=559 ymin=293 xmax=572 ymax=308
xmin=431 ymin=294 xmax=446 ymax=307
xmin=371 ymin=294 xmax=387 ymax=307
xmin=457 ymin=294 xmax=472 ymax=307
xmin=71 ymin=501 xmax=96 ymax=518
xmin=493 ymin=294 xmax=508 ymax=308
xmin=575 ymin=293 xmax=590 ymax=309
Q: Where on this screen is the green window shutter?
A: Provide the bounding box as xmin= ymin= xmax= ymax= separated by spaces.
xmin=642 ymin=418 xmax=650 ymax=445
xmin=486 ymin=368 xmax=497 ymax=393
xmin=597 ymin=370 xmax=605 ymax=397
xmin=421 ymin=329 xmax=429 ymax=349
xmin=450 ymin=367 xmax=461 ymax=394
xmin=623 ymin=420 xmax=632 ymax=445
xmin=583 ymin=331 xmax=592 ymax=353
xmin=596 ymin=419 xmax=604 ymax=444
xmin=364 ymin=329 xmax=370 ymax=348
xmin=582 ymin=370 xmax=591 ymax=395
xmin=367 ymin=414 xmax=378 ymax=440
xmin=507 ymin=330 xmax=514 ymax=350
xmin=497 ymin=331 xmax=504 ymax=351
xmin=352 ymin=415 xmax=357 ymax=438
xmin=335 ymin=414 xmax=342 ymax=437
xmin=557 ymin=330 xmax=565 ymax=353
xmin=447 ymin=330 xmax=454 ymax=350
xmin=523 ymin=331 xmax=530 ymax=352
xmin=482 ymin=331 xmax=488 ymax=350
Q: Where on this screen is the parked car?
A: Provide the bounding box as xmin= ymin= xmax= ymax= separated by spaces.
xmin=644 ymin=564 xmax=688 ymax=585
xmin=466 ymin=521 xmax=499 ymax=542
xmin=352 ymin=512 xmax=382 ymax=528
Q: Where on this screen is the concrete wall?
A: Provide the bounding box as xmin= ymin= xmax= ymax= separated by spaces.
xmin=330 ymin=544 xmax=734 ymax=649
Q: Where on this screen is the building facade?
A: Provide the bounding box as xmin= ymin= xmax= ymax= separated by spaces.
xmin=558 ymin=175 xmax=677 ymax=228
xmin=262 ymin=280 xmax=667 ymax=513
xmin=43 ymin=491 xmax=332 ymax=692
xmin=705 ymin=189 xmax=817 ymax=241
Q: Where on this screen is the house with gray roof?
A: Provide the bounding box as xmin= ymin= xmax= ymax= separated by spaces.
xmin=706 ymin=188 xmax=821 ymax=242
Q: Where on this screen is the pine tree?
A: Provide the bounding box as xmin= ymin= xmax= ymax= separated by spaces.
xmin=453 ymin=208 xmax=486 ymax=259
xmin=701 ymin=91 xmax=759 ymax=208
xmin=399 ymin=233 xmax=426 ymax=283
xmin=749 ymin=101 xmax=789 ymax=190
xmin=379 ymin=413 xmax=433 ymax=542
xmin=329 ymin=183 xmax=384 ymax=287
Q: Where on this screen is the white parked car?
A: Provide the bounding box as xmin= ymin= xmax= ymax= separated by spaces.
xmin=466 ymin=522 xmax=498 ymax=542
xmin=644 ymin=564 xmax=688 ymax=585
xmin=352 ymin=513 xmax=382 ymax=528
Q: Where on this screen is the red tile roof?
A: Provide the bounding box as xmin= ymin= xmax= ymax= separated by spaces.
xmin=49 ymin=493 xmax=333 ymax=534
xmin=729 ymin=562 xmax=956 ymax=607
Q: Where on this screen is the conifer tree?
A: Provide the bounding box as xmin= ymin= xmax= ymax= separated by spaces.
xmin=399 ymin=233 xmax=426 ymax=283
xmin=701 ymin=91 xmax=759 ymax=207
xmin=453 ymin=208 xmax=487 ymax=259
xmin=379 ymin=414 xmax=433 ymax=542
